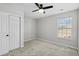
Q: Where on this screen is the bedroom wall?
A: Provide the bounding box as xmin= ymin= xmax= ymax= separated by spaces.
xmin=24 ymin=15 xmax=36 ymax=42
xmin=37 ymin=10 xmax=78 ymax=49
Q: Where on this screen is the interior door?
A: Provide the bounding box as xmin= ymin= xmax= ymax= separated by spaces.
xmin=9 ymin=15 xmax=20 ymax=50
xmin=0 ymin=12 xmax=9 ymax=55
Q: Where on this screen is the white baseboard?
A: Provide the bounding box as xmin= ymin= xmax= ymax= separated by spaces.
xmin=24 ymin=38 xmax=37 ymax=42
xmin=37 ymin=38 xmax=78 ymax=50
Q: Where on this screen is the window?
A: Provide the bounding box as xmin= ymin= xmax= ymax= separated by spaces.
xmin=57 ymin=17 xmax=72 ymax=39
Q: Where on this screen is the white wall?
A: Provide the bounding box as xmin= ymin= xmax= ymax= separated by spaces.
xmin=24 ymin=15 xmax=36 ymax=42
xmin=37 ymin=10 xmax=78 ymax=49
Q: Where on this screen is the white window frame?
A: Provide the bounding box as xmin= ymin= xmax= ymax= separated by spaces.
xmin=57 ymin=17 xmax=72 ymax=39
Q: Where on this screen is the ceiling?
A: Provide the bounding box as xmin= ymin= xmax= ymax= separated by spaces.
xmin=24 ymin=3 xmax=79 ymax=19
xmin=0 ymin=3 xmax=79 ymax=19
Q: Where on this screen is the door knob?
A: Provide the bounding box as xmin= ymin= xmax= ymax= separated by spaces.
xmin=6 ymin=35 xmax=9 ymax=36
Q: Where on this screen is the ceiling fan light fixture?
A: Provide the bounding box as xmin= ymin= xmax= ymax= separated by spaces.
xmin=38 ymin=9 xmax=45 ymax=13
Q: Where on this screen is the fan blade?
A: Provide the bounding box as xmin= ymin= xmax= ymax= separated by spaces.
xmin=40 ymin=4 xmax=43 ymax=8
xmin=32 ymin=9 xmax=39 ymax=12
xmin=43 ymin=6 xmax=53 ymax=9
xmin=35 ymin=3 xmax=40 ymax=8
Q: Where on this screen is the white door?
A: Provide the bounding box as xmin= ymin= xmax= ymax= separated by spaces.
xmin=0 ymin=12 xmax=9 ymax=55
xmin=9 ymin=15 xmax=20 ymax=50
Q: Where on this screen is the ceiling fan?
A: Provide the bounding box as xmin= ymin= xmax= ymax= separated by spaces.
xmin=32 ymin=3 xmax=53 ymax=14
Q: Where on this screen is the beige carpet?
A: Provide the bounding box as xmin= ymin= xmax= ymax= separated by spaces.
xmin=3 ymin=39 xmax=78 ymax=56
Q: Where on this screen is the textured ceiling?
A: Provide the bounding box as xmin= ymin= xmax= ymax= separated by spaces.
xmin=24 ymin=3 xmax=79 ymax=19
xmin=0 ymin=3 xmax=78 ymax=19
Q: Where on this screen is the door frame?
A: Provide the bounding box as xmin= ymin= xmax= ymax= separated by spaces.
xmin=8 ymin=12 xmax=24 ymax=48
xmin=9 ymin=15 xmax=21 ymax=49
xmin=8 ymin=14 xmax=24 ymax=49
